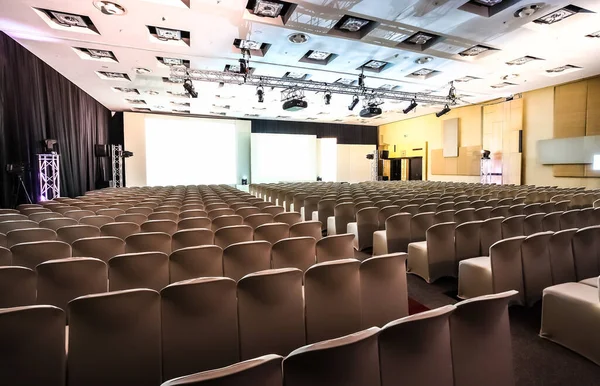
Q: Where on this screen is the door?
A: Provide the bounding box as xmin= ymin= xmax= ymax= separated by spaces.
xmin=409 ymin=157 xmax=423 ymax=181
xmin=390 ymin=159 xmax=402 ymax=181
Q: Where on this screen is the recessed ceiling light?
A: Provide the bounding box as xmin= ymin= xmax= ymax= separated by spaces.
xmin=308 ymin=50 xmax=331 ymax=61
xmin=49 ymin=11 xmax=89 ymax=27
xmin=415 ymin=56 xmax=433 ymax=64
xmin=87 ymin=48 xmax=114 ymax=59
xmin=514 ymin=4 xmax=542 ymax=18
xmin=112 ymin=87 xmax=139 ymax=94
xmin=284 ymin=72 xmax=308 ymax=79
xmin=155 ymin=27 xmax=182 ymax=41
xmin=288 ymin=33 xmax=309 ymax=44
xmin=159 ymin=57 xmax=184 ymax=66
xmin=473 ymin=0 xmax=503 ymax=5
xmin=506 ymin=55 xmax=542 ymax=65
xmin=379 ymin=84 xmax=399 ymax=91
xmin=145 ymin=90 xmax=159 ymax=95
xmin=502 ymin=74 xmax=519 ymax=80
xmin=238 ymin=39 xmax=262 ymax=50
xmin=98 ymin=71 xmax=130 ymax=80
xmin=586 ymin=30 xmax=600 ymax=38
xmin=126 ymin=99 xmax=146 ymax=104
xmin=408 ymin=32 xmax=433 ymax=45
xmin=491 ymin=82 xmax=517 ymax=88
xmin=171 ymin=101 xmax=191 ymax=107
xmin=226 ymin=64 xmax=241 ymax=73
xmin=363 ymin=60 xmax=388 ymax=69
xmin=252 ymin=0 xmax=284 ymax=18
xmin=455 ymin=76 xmax=479 ymax=83
xmin=459 ymin=45 xmax=492 ymax=57
xmin=533 ymin=5 xmax=590 ymax=25
xmin=93 ymin=1 xmax=126 ymax=15
xmin=167 ymin=90 xmax=190 ymax=98
xmin=335 ymin=78 xmax=356 ymax=85
xmin=173 ymin=109 xmax=190 ymax=114
xmin=134 ymin=67 xmax=152 ymax=74
xmin=546 ymin=64 xmax=580 ymax=73
xmin=339 ymin=16 xmax=370 ymax=32
xmin=411 ymin=68 xmax=435 ymax=76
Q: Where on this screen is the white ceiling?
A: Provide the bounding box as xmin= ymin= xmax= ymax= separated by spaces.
xmin=1 ymin=0 xmax=600 ymax=125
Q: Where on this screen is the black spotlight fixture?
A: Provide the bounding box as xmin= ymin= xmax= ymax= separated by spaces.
xmin=358 ymin=71 xmax=366 ymax=88
xmin=324 ymin=90 xmax=332 ymax=105
xmin=183 ymin=79 xmax=198 ymax=98
xmin=481 ymin=149 xmax=491 ymax=160
xmin=348 ymin=95 xmax=359 ymax=111
xmin=239 ymin=58 xmax=248 ymax=75
xmin=436 ymin=104 xmax=451 ymax=117
xmin=256 ymin=85 xmax=264 ymax=103
xmin=403 ymin=99 xmax=418 ymax=114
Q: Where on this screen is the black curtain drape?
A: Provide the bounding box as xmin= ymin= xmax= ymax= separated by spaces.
xmin=0 ymin=32 xmax=110 ymax=208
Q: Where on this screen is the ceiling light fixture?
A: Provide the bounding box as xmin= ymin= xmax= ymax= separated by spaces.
xmin=491 ymin=82 xmax=516 ymax=88
xmin=93 ymin=1 xmax=126 ymax=15
xmin=155 ymin=27 xmax=181 ymax=41
xmin=145 ymin=90 xmax=159 ymax=95
xmin=348 ymin=95 xmax=360 ymax=111
xmin=502 ymin=74 xmax=519 ymax=80
xmin=436 ymin=104 xmax=451 ymax=118
xmin=324 ymin=90 xmax=332 ymax=105
xmin=85 ymin=48 xmax=115 ymax=59
xmin=415 ymin=56 xmax=433 ymax=64
xmin=307 ymin=50 xmax=331 ymax=61
xmin=238 ymin=39 xmax=262 ymax=50
xmin=183 ymin=79 xmax=198 ymax=98
xmin=459 ymin=45 xmax=492 ymax=57
xmin=514 ymin=4 xmax=542 ymax=18
xmin=358 ymin=71 xmax=366 ymax=88
xmin=411 ymin=68 xmax=435 ymax=76
xmin=256 ymin=85 xmax=265 ymax=103
xmin=546 ymin=64 xmax=580 ymax=73
xmin=586 ymin=30 xmax=600 ymax=38
xmin=506 ymin=56 xmax=541 ymax=66
xmin=403 ymin=99 xmax=418 ymax=114
xmin=288 ymin=33 xmax=309 ymax=44
xmin=534 ymin=6 xmax=577 ymax=25
xmin=134 ymin=67 xmax=151 ymax=75
xmin=473 ymin=0 xmax=502 ymax=5
xmin=363 ymin=60 xmax=388 ymax=69
xmin=252 ymin=0 xmax=284 ymax=18
xmin=408 ymin=33 xmax=433 ymax=45
xmin=455 ymin=76 xmax=479 ymax=83
xmin=339 ymin=17 xmax=370 ymax=32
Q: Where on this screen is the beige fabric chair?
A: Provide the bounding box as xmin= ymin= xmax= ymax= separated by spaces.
xmin=360 ymin=253 xmax=409 ymax=328
xmin=171 ymin=228 xmax=214 ymax=251
xmin=0 ymin=245 xmax=10 ymax=265
xmin=332 ymin=202 xmax=355 ymax=236
xmin=410 ymin=212 xmax=434 ymax=242
xmin=480 ymin=217 xmax=503 ymax=255
xmin=376 ymin=212 xmax=411 ymax=255
xmin=379 ymin=306 xmax=456 ymax=386
xmin=100 ymin=221 xmax=140 ymax=239
xmin=161 ymin=278 xmax=240 ymax=380
xmin=178 ymin=217 xmax=211 ymax=231
xmin=316 ymin=233 xmax=355 ymax=263
xmin=208 ymin=208 xmax=235 ymax=220
xmin=20 ymin=207 xmax=52 ymax=217
xmin=236 ymin=207 xmax=260 ymax=219
xmin=179 ymin=210 xmax=208 ymax=220
xmin=450 ymin=291 xmax=516 ymax=386
xmin=521 ymin=232 xmax=554 ymax=306
xmin=540 ymin=202 xmax=556 ymax=214
xmin=68 ymin=289 xmax=162 ymax=386
xmin=273 ymin=212 xmax=302 ymax=227
xmin=0 ymin=266 xmax=36 ymax=307
xmin=0 ymin=219 xmax=39 ymax=234
xmin=454 ymin=201 xmax=470 ymax=211
xmin=508 ymin=204 xmax=525 ymax=216
xmin=454 ymin=208 xmax=475 ymax=224
xmin=455 ymin=221 xmax=482 ymax=263
xmin=125 ymin=232 xmax=171 ymax=254
xmin=223 ymin=241 xmax=271 ymax=281
xmin=490 ymin=205 xmax=509 ymax=218
xmin=408 ymin=222 xmax=457 ymax=282
xmin=29 ymin=212 xmax=64 ymax=222
xmin=0 ymin=305 xmax=66 ymax=386
xmin=433 ymin=209 xmax=455 ymax=225
xmin=161 ymin=355 xmax=283 ymax=386
xmin=11 ymin=240 xmax=71 ymax=269
xmin=283 ymin=327 xmax=381 ymax=386
xmin=72 ymin=236 xmax=125 ymax=262
xmin=474 ymin=206 xmax=493 ymax=221
xmin=96 ymin=208 xmax=125 ymax=219
xmin=115 ymin=213 xmax=148 ymax=225
xmin=6 ymin=227 xmax=56 ymax=247
xmin=254 ymin=222 xmax=289 ymax=244
xmin=243 ymin=213 xmax=273 ymax=230
xmin=211 ymin=215 xmax=243 ymax=232
xmin=36 ymin=257 xmax=108 ymax=311
xmin=560 ymin=209 xmax=580 ymax=230
xmin=548 ymin=229 xmax=577 ymax=285
xmin=400 ymin=204 xmax=419 ymax=215
xmin=169 ymin=245 xmax=223 ymax=283
xmin=304 ymin=259 xmax=361 ymax=343
xmin=524 ymin=213 xmax=544 ymax=235
xmin=141 ymin=219 xmax=178 ymax=235
xmin=524 ymin=203 xmax=542 ymax=215
xmin=346 ymin=207 xmax=378 ymax=251
xmin=39 ymin=217 xmax=78 ymax=231
xmin=57 ymin=224 xmax=101 ymax=244
xmin=263 ymin=205 xmax=285 ymax=217
xmin=316 ymin=199 xmax=335 ymax=231
xmin=126 ymin=206 xmax=153 ymax=216
xmin=304 ymin=195 xmax=321 ymax=222
xmin=377 ymin=205 xmax=401 ymax=229
xmin=147 ymin=211 xmax=178 ymax=222
xmin=79 ymin=215 xmax=114 ymax=228
xmin=0 ymin=209 xmax=20 ymax=215
xmin=540 ymin=279 xmax=600 ymax=366
xmin=289 ymin=220 xmax=322 ymax=241
xmin=237 ymin=268 xmax=305 ymax=359
xmin=542 ymin=211 xmax=562 ymax=232
xmin=0 ymin=213 xmax=28 ymax=223
xmin=64 ymin=209 xmax=96 ymax=222
xmin=572 ymin=226 xmax=600 ymax=281
xmin=108 ymin=251 xmax=169 ymax=291
xmin=215 ymin=225 xmax=254 ymax=249
xmin=271 ymin=237 xmax=316 ymax=272
xmin=501 ymin=215 xmax=525 ymax=238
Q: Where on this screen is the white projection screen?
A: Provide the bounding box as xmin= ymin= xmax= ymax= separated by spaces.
xmin=251 ymin=133 xmax=317 ymax=183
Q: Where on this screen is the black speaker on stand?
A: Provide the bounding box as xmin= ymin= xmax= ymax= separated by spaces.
xmin=381 ymin=150 xmax=389 ymax=159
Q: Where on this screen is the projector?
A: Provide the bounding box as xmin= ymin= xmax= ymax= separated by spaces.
xmin=359 ymin=105 xmax=382 ymax=118
xmin=283 ymin=98 xmax=308 ymax=112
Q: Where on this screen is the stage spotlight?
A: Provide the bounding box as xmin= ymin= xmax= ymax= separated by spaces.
xmin=324 ymin=90 xmax=331 ymax=105
xmin=239 ymin=58 xmax=248 ymax=74
xmin=403 ymin=99 xmax=417 ymax=114
xmin=481 ymin=149 xmax=491 ymax=160
xmin=436 ymin=104 xmax=451 ymax=117
xmin=358 ymin=72 xmax=366 ymax=88
xmin=256 ymin=85 xmax=264 ymax=103
xmin=183 ymin=79 xmax=198 ymax=98
xmin=122 ymin=151 xmax=134 ymax=158
xmin=348 ymin=95 xmax=359 ymax=111
xmin=42 ymin=139 xmax=58 ymax=154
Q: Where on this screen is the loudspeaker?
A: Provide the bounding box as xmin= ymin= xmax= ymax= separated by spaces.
xmin=95 ymin=144 xmax=108 ymax=157
xmin=381 ymin=150 xmax=389 ymax=159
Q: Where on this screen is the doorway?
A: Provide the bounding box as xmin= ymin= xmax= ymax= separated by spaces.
xmin=390 ymin=159 xmax=402 ymax=181
xmin=409 ymin=157 xmax=423 ymax=181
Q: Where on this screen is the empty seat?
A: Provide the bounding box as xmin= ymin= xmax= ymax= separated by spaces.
xmin=100 ymin=221 xmax=140 ymax=239
xmin=243 ymin=213 xmax=273 ymax=230
xmin=236 ymin=207 xmax=260 ymax=218
xmin=273 ymin=212 xmax=302 ymax=227
xmin=347 ymin=207 xmax=378 ymax=251
xmin=304 ymin=259 xmax=361 ymax=343
xmin=501 ymin=215 xmax=525 ymax=238
xmin=379 ymin=306 xmax=456 ymax=386
xmin=360 ymin=253 xmax=409 ymax=328
xmin=521 ymin=232 xmax=554 ymax=306
xmin=171 ymin=228 xmax=214 ymax=251
xmin=283 ymin=327 xmax=381 ymax=386
xmin=141 ymin=219 xmax=178 ymax=235
xmin=332 ymin=202 xmax=355 ymax=235
xmin=377 ymin=213 xmax=411 ymax=255
xmin=211 ymin=215 xmax=243 ymax=232
xmin=179 ymin=210 xmax=208 ymax=220
xmin=6 ymin=227 xmax=56 ymax=247
xmin=407 ymin=222 xmax=457 ymax=283
xmin=96 ymin=208 xmax=125 ymax=219
xmin=0 ymin=305 xmax=66 ymax=386
xmin=315 ymin=200 xmax=335 ymax=231
xmin=169 ymin=245 xmax=223 ymax=283
xmin=480 ymin=217 xmax=503 ymax=255
xmin=508 ymin=204 xmax=526 ymax=216
xmin=289 ymin=220 xmax=322 ymax=241
xmin=68 ymin=289 xmax=162 ymax=386
xmin=524 ymin=213 xmax=545 ymax=235
xmin=161 ymin=278 xmax=240 ymax=380
xmin=316 ymin=233 xmax=355 ymax=263
xmin=36 ymin=257 xmax=108 ymax=311
xmin=238 ymin=268 xmax=305 ymax=359
xmin=433 ymin=209 xmax=455 ymax=225
xmin=39 ymin=217 xmax=78 ymax=231
xmin=263 ymin=206 xmax=285 ymax=217
xmin=115 ymin=213 xmax=148 ymax=225
xmin=148 ymin=211 xmax=179 ymax=222
xmin=572 ymin=226 xmax=600 ymax=281
xmin=400 ymin=204 xmax=419 ymax=215
xmin=454 ymin=208 xmax=475 ymax=224
xmin=208 ymin=208 xmax=235 ymax=220
xmin=223 ymin=241 xmax=271 ymax=281
xmin=57 ymin=224 xmax=101 ymax=244
xmin=125 ymin=232 xmax=171 ymax=254
xmin=126 ymin=207 xmax=153 ymax=216
xmin=64 ymin=209 xmax=96 ymax=221
xmin=178 ymin=217 xmax=211 ymax=231
xmin=109 ymin=252 xmax=169 ymax=291
xmin=0 ymin=219 xmax=39 ymax=234
xmin=490 ymin=205 xmax=509 ymax=218
xmin=29 ymin=211 xmax=64 ymax=222
xmin=0 ymin=266 xmax=36 ymax=307
xmin=254 ymin=222 xmax=289 ymax=244
xmin=271 ymin=237 xmax=316 ymax=272
xmin=79 ymin=215 xmax=113 ymax=228
xmin=542 ymin=212 xmax=561 ymax=232
xmin=0 ymin=245 xmax=10 ymax=265
xmin=11 ymin=240 xmax=71 ymax=269
xmin=71 ymin=236 xmax=125 ymax=262
xmin=560 ymin=209 xmax=580 ymax=230
xmin=410 ymin=212 xmax=434 ymax=242
xmin=548 ymin=229 xmax=577 ymax=285
xmin=474 ymin=206 xmax=493 ymax=221
xmin=455 ymin=221 xmax=482 ymax=263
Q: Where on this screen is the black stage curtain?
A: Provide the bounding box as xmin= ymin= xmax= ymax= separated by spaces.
xmin=0 ymin=32 xmax=110 ymax=208
xmin=250 ymin=119 xmax=377 ymax=145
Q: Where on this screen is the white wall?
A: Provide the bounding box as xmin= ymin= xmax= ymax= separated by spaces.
xmin=337 ymin=145 xmax=376 ymax=183
xmin=251 ymin=133 xmax=317 ymax=183
xmin=317 ymin=138 xmax=338 ymax=182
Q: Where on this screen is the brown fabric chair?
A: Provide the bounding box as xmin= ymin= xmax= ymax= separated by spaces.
xmin=115 ymin=213 xmax=148 ymax=226
xmin=348 ymin=207 xmax=378 ymax=251
xmin=39 ymin=217 xmax=78 ymax=231
xmin=289 ymin=221 xmax=322 ymax=241
xmin=211 ymin=215 xmax=244 ymax=232
xmin=263 ymin=206 xmax=285 ymax=217
xmin=378 ymin=306 xmax=456 ymax=386
xmin=524 ymin=213 xmax=544 ymax=236
xmin=0 ymin=219 xmax=39 ymax=234
xmin=450 ymin=291 xmax=516 ymax=386
xmin=179 ymin=210 xmax=209 ymax=220
xmin=171 ymin=228 xmax=214 ymax=251
xmin=316 ymin=199 xmax=335 ymax=231
xmin=304 ymin=259 xmax=361 ymax=343
xmin=490 ymin=205 xmax=509 ymax=218
xmin=148 ymin=211 xmax=179 ymax=222
xmin=208 ymin=208 xmax=235 ymax=220
xmin=410 ymin=212 xmax=434 ymax=242
xmin=523 ymin=203 xmax=542 ymax=215
xmin=125 ymin=232 xmax=171 ymax=254
xmin=126 ymin=207 xmax=153 ymax=216
xmin=433 ymin=209 xmax=455 ymax=225
xmin=560 ymin=209 xmax=580 ymax=230
xmin=572 ymin=226 xmax=600 ymax=281
xmin=237 ymin=268 xmax=305 ymax=359
xmin=0 ymin=214 xmax=29 ymax=223
xmin=480 ymin=217 xmax=503 ymax=255
xmin=542 ymin=212 xmax=561 ymax=232
xmin=0 ymin=266 xmax=36 ymax=307
xmin=6 ymin=227 xmax=56 ymax=247
xmin=96 ymin=208 xmax=125 ymax=219
xmin=283 ymin=327 xmax=381 ymax=386
xmin=316 ymin=233 xmax=355 ymax=263
xmin=271 ymin=237 xmax=316 ymax=272
xmin=161 ymin=355 xmax=283 ymax=386
xmin=273 ymin=212 xmax=302 ymax=227
xmin=223 ymin=241 xmax=272 ymax=281
xmin=11 ymin=240 xmax=71 ymax=269
xmin=455 ymin=221 xmax=482 ymax=263
xmin=508 ymin=204 xmax=526 ymax=216
xmin=0 ymin=305 xmax=66 ymax=386
xmin=474 ymin=206 xmax=493 ymax=221
xmin=383 ymin=213 xmax=411 ymax=254
xmin=501 ymin=215 xmax=525 ymax=238
xmin=160 ymin=278 xmax=240 ymax=380
xmin=243 ymin=213 xmax=273 ymax=230
xmin=215 ymin=225 xmax=254 ymax=249
xmin=0 ymin=245 xmax=10 ymax=265
xmin=64 ymin=209 xmax=96 ymax=222
xmin=109 ymin=252 xmax=169 ymax=291
xmin=0 ymin=209 xmax=20 ymax=215
xmin=454 ymin=208 xmax=475 ymax=224
xmin=548 ymin=229 xmax=577 ymax=285
xmin=378 ymin=205 xmax=401 ymax=230
xmin=36 ymin=257 xmax=108 ymax=311
xmin=521 ymin=232 xmax=554 ymax=306
xmin=333 ymin=202 xmax=355 ymax=235
xmin=100 ymin=221 xmax=140 ymax=239
xmin=178 ymin=217 xmax=211 ymax=231
xmin=72 ymin=236 xmax=125 ymax=262
xmin=57 ymin=224 xmax=101 ymax=244
xmin=29 ymin=212 xmax=64 ymax=222
xmin=400 ymin=204 xmax=419 ymax=215
xmin=169 ymin=245 xmax=223 ymax=283
xmin=79 ymin=215 xmax=113 ymax=228
xmin=236 ymin=207 xmax=261 ymax=219
xmin=304 ymin=195 xmax=321 ymax=222
xmin=254 ymin=222 xmax=289 ymax=244
xmin=470 ymin=200 xmax=486 ymax=209
xmin=68 ymin=289 xmax=161 ymax=386
xmin=141 ymin=219 xmax=178 ymax=236
xmin=360 ymin=253 xmax=409 ymax=328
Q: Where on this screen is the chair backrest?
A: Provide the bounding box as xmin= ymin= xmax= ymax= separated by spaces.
xmin=304 ymin=259 xmax=361 ymax=343
xmin=542 ymin=211 xmax=562 ymax=232
xmin=385 ymin=213 xmax=412 ymax=253
xmin=11 ymin=240 xmax=71 ymax=269
xmin=178 ymin=217 xmax=211 ymax=231
xmin=289 ymin=220 xmax=322 ymax=241
xmin=172 ymin=228 xmax=214 ymax=251
xmin=508 ymin=204 xmax=525 ymax=217
xmin=433 ymin=209 xmax=455 ymax=225
xmin=473 ymin=206 xmax=492 ymax=221
xmin=360 ymin=253 xmax=409 ymax=328
xmin=425 ymin=222 xmax=458 ymax=279
xmin=450 ymin=291 xmax=516 ymax=386
xmin=271 ymin=237 xmax=316 ymax=272
xmin=400 ymin=204 xmax=419 ymax=215
xmin=0 ymin=245 xmax=10 ymax=265
xmin=147 ymin=211 xmax=178 ymax=222
xmin=39 ymin=217 xmax=78 ymax=231
xmin=100 ymin=221 xmax=140 ymax=240
xmin=316 ymin=233 xmax=355 ymax=263
xmin=64 ymin=209 xmax=96 ymax=221
xmin=72 ymin=236 xmax=125 ymax=262
xmin=378 ymin=305 xmax=456 ymax=386
xmin=208 ymin=208 xmax=235 ymax=220
xmin=237 ymin=268 xmax=305 ymax=359
xmin=254 ymin=222 xmax=289 ymax=244
xmin=283 ymin=327 xmax=381 ymax=386
xmin=273 ymin=212 xmax=302 ymax=227
xmin=523 ymin=203 xmax=541 ymax=216
xmin=490 ymin=205 xmax=509 ymax=218
xmin=0 ymin=305 xmax=66 ymax=386
xmin=521 ymin=232 xmax=553 ymax=306
xmin=108 ymin=251 xmax=169 ymax=291
xmin=179 ymin=210 xmax=208 ymax=220
xmin=454 ymin=208 xmax=475 ymax=225
xmin=316 ymin=200 xmax=335 ymax=230
xmin=126 ymin=206 xmax=154 ymax=216
xmin=572 ymin=226 xmax=600 ymax=281
xmin=501 ymin=215 xmax=525 ymax=238
xmin=6 ymin=227 xmax=56 ymax=247
xmin=548 ymin=229 xmax=577 ymax=285
xmin=523 ymin=213 xmax=544 ymax=236
xmin=455 ymin=221 xmax=482 ymax=262
xmin=480 ymin=217 xmax=503 ymax=255
xmin=559 ymin=209 xmax=580 ymax=230
xmin=125 ymin=232 xmax=171 ymax=254
xmin=141 ymin=219 xmax=178 ymax=236
xmin=56 ymin=224 xmax=101 ymax=244
xmin=334 ymin=202 xmax=355 ymax=234
xmin=169 ymin=245 xmax=223 ymax=283
xmin=36 ymin=257 xmax=108 ymax=311
xmin=29 ymin=212 xmax=64 ymax=222
xmin=96 ymin=208 xmax=125 ymax=219
xmin=68 ymin=289 xmax=161 ymax=386
xmin=490 ymin=236 xmax=526 ymax=305
xmin=79 ymin=215 xmax=114 ymax=228
xmin=0 ymin=266 xmax=36 ymax=307
xmin=0 ymin=219 xmax=39 ymax=234
xmin=115 ymin=213 xmax=148 ymax=225
xmin=378 ymin=205 xmax=401 ymax=229
xmin=235 ymin=207 xmax=261 ymax=219
xmin=160 ymin=278 xmax=239 ymax=380
xmin=263 ymin=206 xmax=285 ymax=216
xmin=222 ymin=241 xmax=272 ymax=281
xmin=410 ymin=212 xmax=434 ymax=242
xmin=211 ymin=215 xmax=244 ymax=231
xmin=161 ymin=355 xmax=283 ymax=386
xmin=243 ymin=213 xmax=273 ymax=230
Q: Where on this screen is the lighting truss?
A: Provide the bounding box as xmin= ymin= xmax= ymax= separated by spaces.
xmin=37 ymin=153 xmax=60 ymax=201
xmin=169 ymin=66 xmax=456 ymax=105
xmin=280 ymin=87 xmax=305 ymax=102
xmin=111 ymin=144 xmax=123 ymax=188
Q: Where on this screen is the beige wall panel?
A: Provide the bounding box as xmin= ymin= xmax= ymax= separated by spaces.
xmin=554 ymin=81 xmax=587 ymax=138
xmin=586 ymin=77 xmax=600 ymax=136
